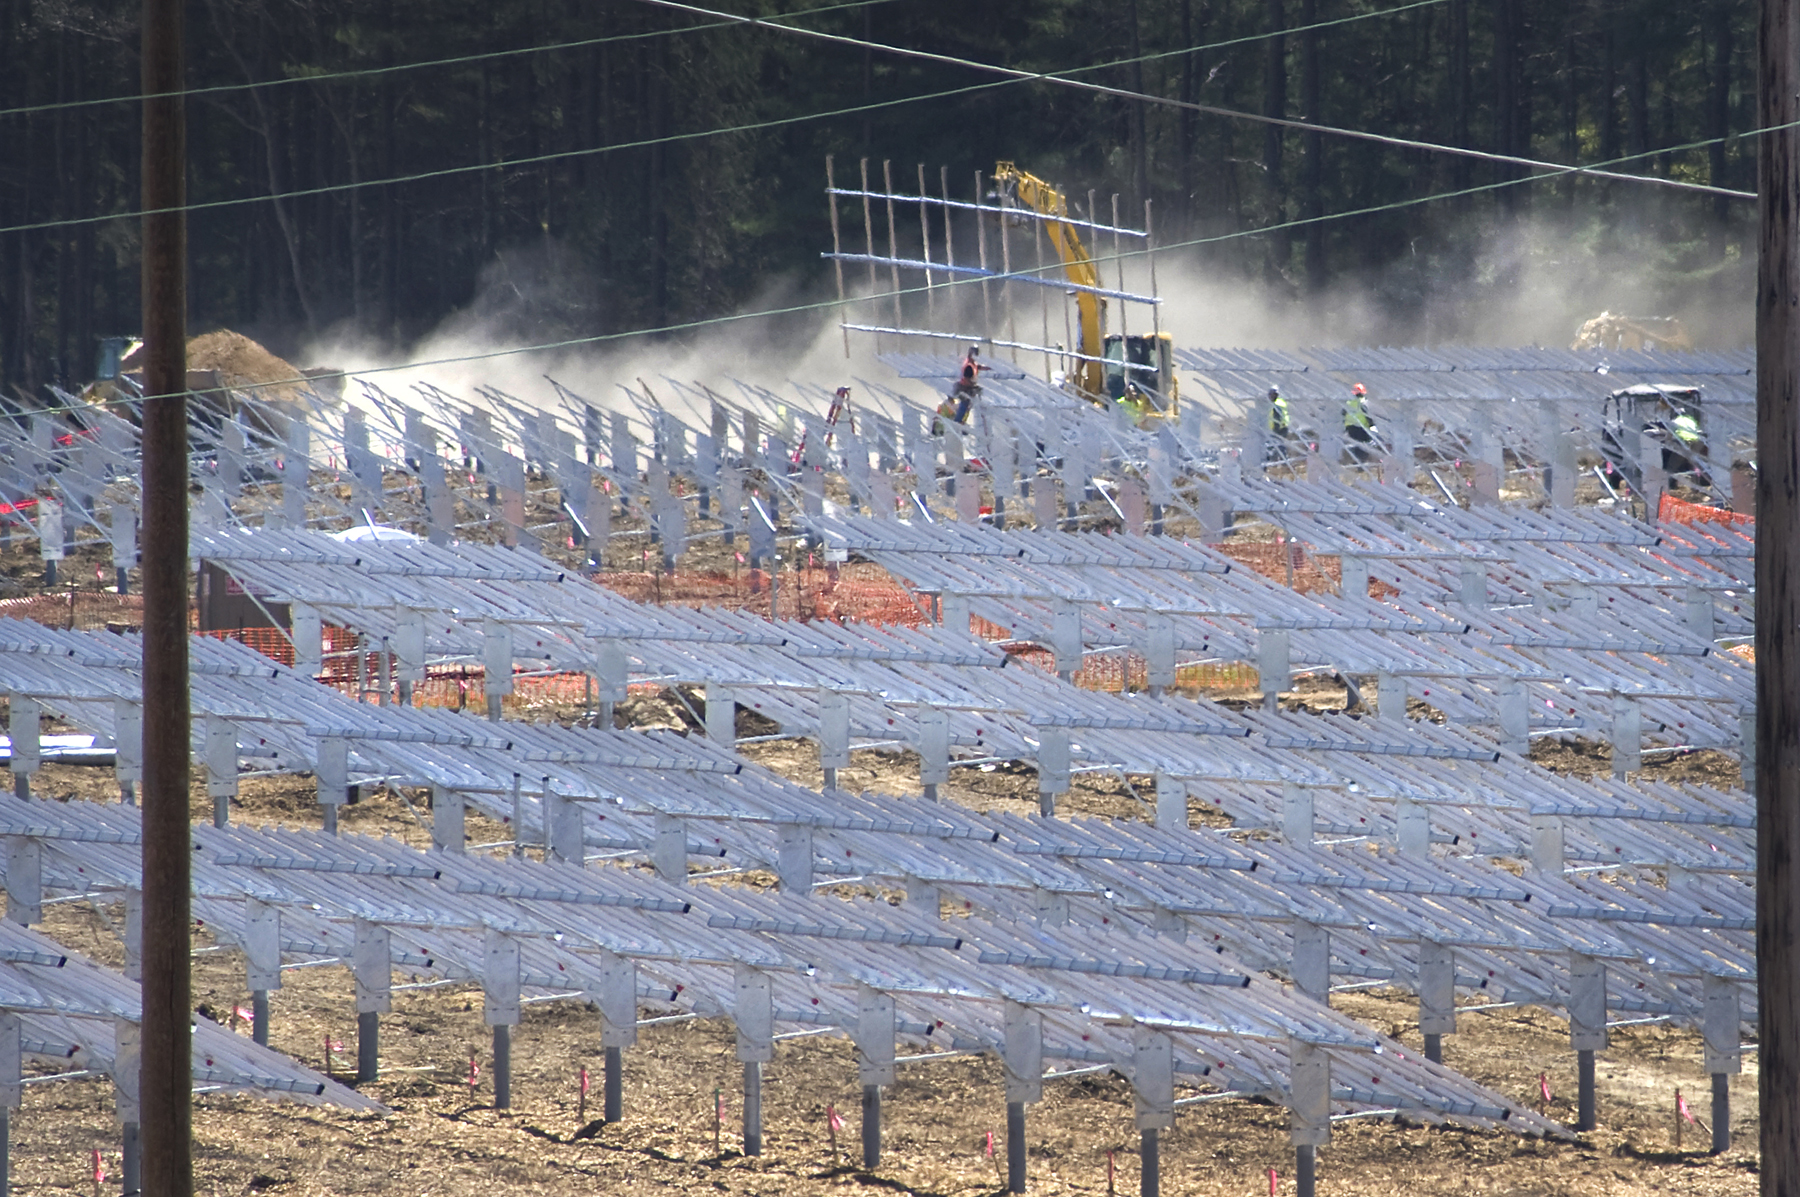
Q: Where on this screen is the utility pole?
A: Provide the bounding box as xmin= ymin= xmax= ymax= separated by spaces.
xmin=1757 ymin=0 xmax=1798 ymax=1192
xmin=141 ymin=0 xmax=192 ymax=1195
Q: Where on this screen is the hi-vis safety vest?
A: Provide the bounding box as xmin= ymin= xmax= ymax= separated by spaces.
xmin=1344 ymin=396 xmax=1374 ymax=432
xmin=1670 ymin=411 xmax=1702 ymax=445
xmin=1269 ymin=393 xmax=1290 ymax=434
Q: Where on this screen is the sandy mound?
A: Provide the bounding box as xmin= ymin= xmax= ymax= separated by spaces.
xmin=121 ymin=329 xmax=311 ymax=403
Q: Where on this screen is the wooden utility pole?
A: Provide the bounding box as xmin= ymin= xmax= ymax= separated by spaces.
xmin=1757 ymin=0 xmax=1799 ymax=1191
xmin=141 ymin=0 xmax=192 ymax=1195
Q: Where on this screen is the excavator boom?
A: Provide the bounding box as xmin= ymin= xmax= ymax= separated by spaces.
xmin=992 ymin=161 xmax=1106 ymax=397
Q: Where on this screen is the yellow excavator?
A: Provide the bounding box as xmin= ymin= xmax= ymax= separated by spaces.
xmin=991 ymin=161 xmax=1177 ymax=419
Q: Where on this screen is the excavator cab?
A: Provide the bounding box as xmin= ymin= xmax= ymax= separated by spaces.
xmin=1102 ymin=333 xmax=1177 ymax=417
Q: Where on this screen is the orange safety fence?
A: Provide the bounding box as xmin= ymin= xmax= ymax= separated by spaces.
xmin=592 ymin=563 xmax=929 ymax=626
xmin=1210 ymin=540 xmax=1339 ymax=595
xmin=1659 ymin=493 xmax=1753 ymax=529
xmin=0 ymin=591 xmax=149 ymax=631
xmin=200 ymin=624 xmax=619 ymax=712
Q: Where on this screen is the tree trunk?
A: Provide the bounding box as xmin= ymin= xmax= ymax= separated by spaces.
xmin=1264 ymin=0 xmax=1288 ymax=277
xmin=54 ymin=31 xmax=72 ymax=385
xmin=649 ymin=32 xmax=670 ymax=327
xmin=1127 ymin=0 xmax=1150 ymax=211
xmin=1450 ymin=0 xmax=1470 ymax=190
xmin=1708 ymin=2 xmax=1734 ymax=219
xmin=380 ymin=5 xmax=398 ymax=340
xmin=1300 ymin=0 xmax=1323 ymax=293
xmin=207 ymin=0 xmax=319 ymax=332
xmin=1178 ymin=0 xmax=1198 ymax=237
xmin=1628 ymin=47 xmax=1650 ymax=164
xmin=1600 ymin=18 xmax=1619 ymax=162
xmin=1562 ymin=27 xmax=1579 ymax=206
xmin=1494 ymin=0 xmax=1518 ymax=207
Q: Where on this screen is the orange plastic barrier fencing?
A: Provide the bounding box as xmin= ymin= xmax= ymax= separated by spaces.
xmin=1659 ymin=493 xmax=1753 ymax=529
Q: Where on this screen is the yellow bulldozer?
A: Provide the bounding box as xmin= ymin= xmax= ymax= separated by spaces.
xmin=991 ymin=162 xmax=1177 ymax=420
xmin=1571 ymin=312 xmax=1694 ymax=353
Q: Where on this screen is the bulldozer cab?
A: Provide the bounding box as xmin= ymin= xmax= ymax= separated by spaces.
xmin=1600 ymin=384 xmax=1709 ymax=491
xmin=1102 ymin=332 xmax=1177 ymax=416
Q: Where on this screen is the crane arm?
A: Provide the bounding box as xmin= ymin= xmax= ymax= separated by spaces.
xmin=992 ymin=162 xmax=1106 ymax=397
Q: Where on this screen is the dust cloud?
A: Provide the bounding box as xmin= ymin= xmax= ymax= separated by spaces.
xmin=306 ymin=191 xmax=1753 ymax=431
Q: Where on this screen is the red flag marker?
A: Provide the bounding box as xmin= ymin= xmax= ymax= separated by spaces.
xmin=1678 ymin=1090 xmax=1698 ymax=1123
xmin=827 ymin=1104 xmax=843 ymax=1162
xmin=985 ymin=1131 xmax=995 ymax=1158
xmin=468 ymin=1055 xmax=480 ymax=1089
xmin=1539 ymin=1073 xmax=1552 ymax=1105
xmin=1107 ymin=1149 xmax=1116 ymax=1197
xmin=1268 ymin=1167 xmax=1279 ymax=1196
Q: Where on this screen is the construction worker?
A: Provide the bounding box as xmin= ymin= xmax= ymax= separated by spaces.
xmin=1267 ymin=387 xmax=1290 ymax=436
xmin=938 ymin=345 xmax=985 ymax=430
xmin=1664 ymin=403 xmax=1706 ymax=479
xmin=1344 ymin=382 xmax=1376 ymax=460
xmin=1117 ymin=383 xmax=1153 ymax=427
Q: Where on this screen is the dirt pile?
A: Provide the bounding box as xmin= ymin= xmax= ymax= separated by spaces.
xmin=120 ymin=329 xmax=313 ymax=404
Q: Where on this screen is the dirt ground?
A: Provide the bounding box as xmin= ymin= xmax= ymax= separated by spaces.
xmin=0 ymin=684 xmax=1760 ymax=1197
xmin=0 ymin=458 xmax=1759 ymax=1195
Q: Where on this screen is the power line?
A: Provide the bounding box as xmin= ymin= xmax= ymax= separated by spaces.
xmin=0 ymin=0 xmax=898 ymax=123
xmin=8 ymin=0 xmax=1680 ymax=238
xmin=0 ymin=76 xmax=1017 ymax=237
xmin=300 ymin=126 xmax=1800 ymax=373
xmin=20 ymin=125 xmax=1778 ymax=420
xmin=0 ymin=37 xmax=1749 ymax=242
xmin=641 ymin=0 xmax=1756 ymax=202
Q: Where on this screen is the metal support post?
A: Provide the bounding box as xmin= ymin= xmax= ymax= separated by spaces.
xmin=1713 ymin=1072 xmax=1731 ymax=1154
xmin=1139 ymin=1129 xmax=1158 ymax=1197
xmin=493 ymin=1024 xmax=511 ymax=1109
xmin=1007 ymin=1100 xmax=1026 ymax=1193
xmin=252 ymin=990 xmax=269 ymax=1047
xmin=0 ymin=1013 xmax=14 ymax=1197
xmin=1424 ymin=1034 xmax=1442 ymax=1064
xmin=1578 ymin=1049 xmax=1597 ymax=1130
xmin=357 ymin=1011 xmax=379 ymax=1084
xmin=1703 ymin=973 xmax=1740 ymax=1152
xmin=1295 ymin=1144 xmax=1316 ymax=1197
xmin=743 ymin=1061 xmax=763 ymax=1156
xmin=1569 ymin=952 xmax=1606 ymax=1131
xmin=122 ymin=1121 xmax=141 ymax=1196
xmin=604 ymin=1046 xmax=623 ymax=1122
xmin=861 ymin=1084 xmax=881 ymax=1170
xmin=857 ymin=984 xmax=894 ymax=1169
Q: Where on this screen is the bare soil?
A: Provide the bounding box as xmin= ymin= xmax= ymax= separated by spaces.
xmin=0 ymin=686 xmax=1760 ymax=1197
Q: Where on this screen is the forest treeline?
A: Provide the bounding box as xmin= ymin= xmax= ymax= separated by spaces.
xmin=0 ymin=0 xmax=1754 ymax=395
